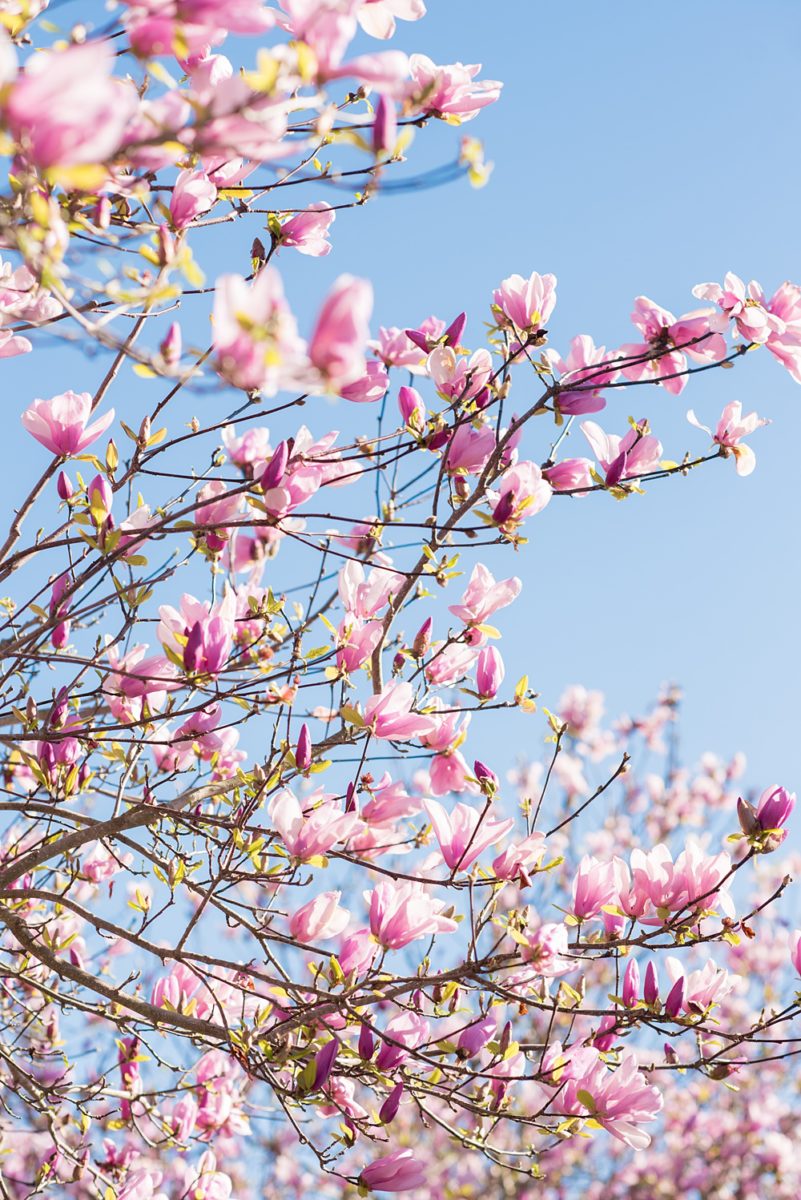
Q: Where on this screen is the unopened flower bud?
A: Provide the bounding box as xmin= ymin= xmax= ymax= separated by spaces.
xmin=412 ymin=617 xmax=433 ymax=659
xmin=57 ymin=471 xmax=74 ymax=501
xmin=295 ymin=722 xmax=312 ymax=773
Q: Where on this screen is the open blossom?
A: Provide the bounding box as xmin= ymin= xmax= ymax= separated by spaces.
xmin=492 ymin=831 xmax=546 ymax=881
xmin=213 ymin=268 xmax=307 ymax=394
xmin=158 ymin=590 xmax=236 ymax=677
xmin=581 ymin=419 xmax=662 ymax=486
xmin=692 ymin=272 xmax=781 ymax=345
xmin=423 ymin=798 xmax=513 ymax=872
xmin=268 ymin=788 xmax=359 ymax=862
xmin=687 ymin=401 xmax=770 ymax=477
xmin=408 ymin=54 xmax=502 ymax=123
xmin=367 ymin=878 xmax=457 ymax=948
xmin=449 ymin=562 xmax=522 ymax=627
xmin=275 ymin=202 xmax=335 ymax=256
xmin=122 ymin=0 xmax=275 ymax=60
xmin=664 ymin=956 xmax=736 ymax=1014
xmin=289 ymin=891 xmax=350 ymax=943
xmin=363 ymin=681 xmax=437 ymax=741
xmin=194 ymin=480 xmax=243 ymax=552
xmin=542 ymin=457 xmax=594 ymax=493
xmin=5 ymin=41 xmax=138 ymax=169
xmin=340 ymin=359 xmax=390 ymax=403
xmin=358 ymin=0 xmax=426 ymax=39
xmin=22 ymin=392 xmax=114 ymax=457
xmin=572 ymin=854 xmax=619 ymax=919
xmin=617 ymin=295 xmax=727 ymax=394
xmin=492 ymin=271 xmax=557 ymax=337
xmin=545 ymin=334 xmax=620 ymax=415
xmin=491 ymin=461 xmax=552 ymax=530
xmin=428 ymin=344 xmax=492 ymax=403
xmin=562 ymin=1048 xmax=663 ymax=1149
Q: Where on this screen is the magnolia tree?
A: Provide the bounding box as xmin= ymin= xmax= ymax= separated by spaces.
xmin=0 ymin=2 xmax=799 ymax=1198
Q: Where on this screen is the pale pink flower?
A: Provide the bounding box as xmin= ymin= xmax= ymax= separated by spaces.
xmin=519 ymin=918 xmax=571 ymax=977
xmin=571 ymin=854 xmax=618 ymax=919
xmin=22 ymin=391 xmax=114 ymax=457
xmin=212 ymin=268 xmax=307 ymax=394
xmin=289 ymin=891 xmax=350 ymax=942
xmin=492 ymin=271 xmax=557 ymax=336
xmin=276 ymin=202 xmax=335 ymax=256
xmin=692 ymin=272 xmax=780 ymax=345
xmin=408 ymin=54 xmax=502 ymax=123
xmin=562 ymin=1048 xmax=663 ymax=1149
xmin=444 ymin=422 xmax=496 ymax=474
xmin=491 ymin=460 xmax=552 ymax=529
xmin=367 ymin=878 xmax=457 ymax=948
xmin=170 ymin=168 xmax=217 ymax=229
xmin=581 ymin=419 xmax=663 ymax=486
xmin=339 ymin=359 xmax=390 ymax=403
xmin=687 ymin=400 xmax=770 ymax=477
xmin=428 ymin=344 xmax=492 ymax=402
xmin=360 ymin=1149 xmax=426 ymax=1193
xmin=449 ymin=562 xmax=522 ymax=627
xmin=268 ymin=788 xmax=359 ymax=861
xmin=617 ymin=296 xmax=726 ymax=395
xmin=544 ymin=334 xmax=620 ymax=415
xmin=358 ymin=0 xmax=426 ymax=39
xmin=423 ymin=798 xmax=513 ymax=872
xmin=5 ymin=41 xmax=137 ymax=168
xmin=664 ymin=956 xmax=736 ymax=1014
xmin=542 ymin=457 xmax=594 ymax=493
xmin=369 ymin=325 xmax=427 ymax=371
xmin=492 ymin=831 xmax=545 ymax=881
xmin=363 ymin=681 xmax=437 ymax=741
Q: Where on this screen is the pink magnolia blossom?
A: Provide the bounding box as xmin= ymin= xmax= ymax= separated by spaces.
xmin=572 ymin=854 xmax=619 ymax=920
xmin=289 ymin=891 xmax=350 ymax=942
xmin=358 ymin=0 xmax=426 ymax=39
xmin=492 ymin=271 xmax=557 ymax=337
xmin=542 ymin=457 xmax=595 ymax=493
xmin=449 ymin=562 xmax=522 ymax=627
xmin=562 ymin=1048 xmax=663 ymax=1149
xmin=309 ymin=274 xmax=373 ymax=391
xmin=268 ymin=788 xmax=359 ymax=861
xmin=581 ymin=419 xmax=663 ymax=486
xmin=123 ymin=0 xmax=275 ymax=60
xmin=687 ymin=401 xmax=770 ymax=477
xmin=443 ymin=421 xmax=496 ymax=474
xmin=492 ymin=831 xmax=546 ymax=881
xmin=692 ymin=272 xmax=780 ymax=345
xmin=170 ymin=168 xmax=217 ymax=229
xmin=276 ymin=202 xmax=335 ymax=256
xmin=363 ymin=681 xmax=437 ymax=741
xmin=158 ymin=590 xmax=236 ymax=677
xmin=618 ymin=295 xmax=727 ymax=395
xmin=408 ymin=54 xmax=502 ymax=123
xmin=374 ymin=1010 xmax=430 ymax=1071
xmin=663 ymin=956 xmax=736 ymax=1014
xmin=423 ymin=798 xmax=513 ymax=872
xmin=518 ymin=919 xmax=571 ymax=977
xmin=360 ymin=1149 xmax=426 ymax=1193
xmin=545 ymin=334 xmax=620 ymax=415
xmin=370 ymin=325 xmax=427 ymax=370
xmin=213 ymin=268 xmax=307 ymax=394
xmin=5 ymin=41 xmax=138 ymax=168
xmin=491 ymin=460 xmax=552 ymax=530
xmin=428 ymin=344 xmax=492 ymax=403
xmin=194 ymin=479 xmax=243 ymax=552
xmin=791 ymin=930 xmax=801 ymax=976
xmin=476 ymin=645 xmax=504 ymax=699
xmin=336 ymin=617 xmax=383 ymax=674
xmin=339 ymin=559 xmax=403 ymax=619
xmin=424 ymin=641 xmax=479 ymax=687
xmin=103 ymin=644 xmax=180 ymax=723
xmin=21 ymin=391 xmax=114 ymax=457
xmin=367 ymin=878 xmax=457 ymax=948
xmin=339 ymin=359 xmax=390 ymax=403
xmin=762 ymin=280 xmax=801 ymax=381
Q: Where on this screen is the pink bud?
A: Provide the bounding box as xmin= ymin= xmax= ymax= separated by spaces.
xmin=622 ymin=957 xmax=640 ymax=1008
xmin=474 ymin=759 xmax=498 ymax=795
xmin=443 ymin=312 xmax=467 ymax=347
xmin=312 ymin=1039 xmax=338 ymax=1091
xmin=378 ymin=1081 xmax=403 ymax=1124
xmin=412 ymin=617 xmax=433 ymax=659
xmin=593 ymin=1014 xmax=617 ymax=1052
xmin=160 ymin=321 xmax=182 ymax=368
xmin=643 ymin=961 xmax=659 ymax=1005
xmin=93 ymin=196 xmax=111 ymax=230
xmin=295 ymin=723 xmax=312 ymax=773
xmin=345 ymin=781 xmax=358 ymax=813
xmin=358 ymin=1024 xmax=375 ymax=1060
xmin=57 ymin=471 xmax=74 ymax=501
xmin=87 ymin=474 xmax=112 ymax=524
xmin=398 ymin=385 xmax=425 ymax=432
xmin=665 ymin=976 xmax=686 ymax=1018
xmin=476 ymin=646 xmax=504 ymax=699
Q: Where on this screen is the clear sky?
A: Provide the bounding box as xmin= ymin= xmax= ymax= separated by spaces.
xmin=6 ymin=0 xmax=801 ymax=795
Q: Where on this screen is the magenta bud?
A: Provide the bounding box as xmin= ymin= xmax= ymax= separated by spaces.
xmin=622 ymin=958 xmax=640 ymax=1008
xmin=476 ymin=646 xmax=504 ymax=700
xmin=261 ymin=440 xmax=290 ymax=492
xmin=372 ymin=93 xmax=397 ymax=158
xmin=392 ymin=650 xmax=405 ymax=674
xmin=474 ymin=759 xmax=498 ymax=795
xmin=473 ymin=385 xmax=491 ymax=410
xmin=593 ymin=1014 xmax=617 ymax=1052
xmin=312 ymin=1039 xmax=338 ymax=1091
xmin=756 ymin=785 xmax=796 ymax=832
xmin=295 ymin=722 xmax=312 ymax=773
xmin=358 ymin=1024 xmax=374 ymax=1061
xmin=412 ymin=616 xmax=433 ymax=659
xmin=498 ymin=1020 xmax=512 ymax=1056
xmin=665 ymin=976 xmax=686 ymax=1018
xmin=57 ymin=471 xmax=74 ymax=501
xmin=410 ymin=989 xmax=424 ymax=1011
xmin=457 ymin=1015 xmax=495 ymax=1059
xmin=664 ymin=1042 xmax=678 ymax=1064
xmin=378 ymin=1081 xmax=403 ymax=1124
xmin=643 ymin=961 xmax=659 ymax=1005
xmin=737 ymin=796 xmax=760 ymax=837
xmin=443 ymin=311 xmax=467 ymax=347
xmin=345 ymin=781 xmax=358 ymax=814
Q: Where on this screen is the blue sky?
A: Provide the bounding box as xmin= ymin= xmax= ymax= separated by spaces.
xmin=7 ymin=0 xmax=801 ymax=797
